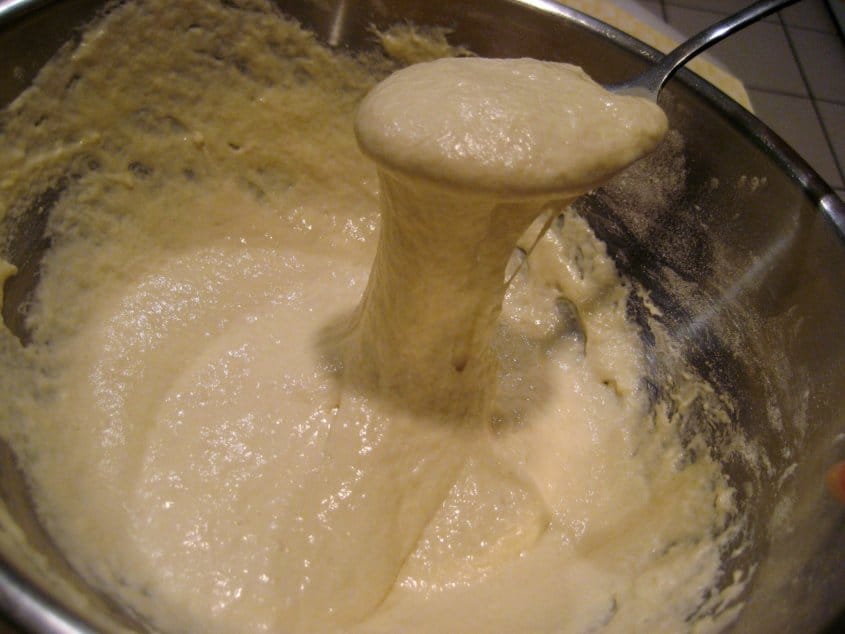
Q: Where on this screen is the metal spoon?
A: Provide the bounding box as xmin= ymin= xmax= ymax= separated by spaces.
xmin=506 ymin=0 xmax=802 ymax=287
xmin=609 ymin=0 xmax=802 ymax=100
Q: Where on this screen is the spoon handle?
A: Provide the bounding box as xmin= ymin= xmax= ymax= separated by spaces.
xmin=613 ymin=0 xmax=802 ymax=99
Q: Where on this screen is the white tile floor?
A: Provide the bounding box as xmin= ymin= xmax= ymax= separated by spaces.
xmin=635 ymin=0 xmax=845 ymax=199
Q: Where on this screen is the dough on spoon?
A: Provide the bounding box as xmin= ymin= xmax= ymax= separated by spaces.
xmin=355 ymin=57 xmax=668 ymax=195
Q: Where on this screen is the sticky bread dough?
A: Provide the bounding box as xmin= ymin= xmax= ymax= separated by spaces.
xmin=355 ymin=57 xmax=668 ymax=195
xmin=0 ymin=1 xmax=739 ymax=632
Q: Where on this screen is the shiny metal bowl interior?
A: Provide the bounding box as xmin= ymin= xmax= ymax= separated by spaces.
xmin=0 ymin=0 xmax=843 ymax=632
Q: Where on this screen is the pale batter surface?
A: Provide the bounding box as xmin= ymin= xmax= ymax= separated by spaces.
xmin=0 ymin=1 xmax=739 ymax=632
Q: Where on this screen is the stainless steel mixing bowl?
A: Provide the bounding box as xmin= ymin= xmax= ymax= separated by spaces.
xmin=0 ymin=0 xmax=843 ymax=632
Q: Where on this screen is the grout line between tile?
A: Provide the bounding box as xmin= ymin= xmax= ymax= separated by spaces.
xmin=816 ymin=95 xmax=845 ymax=106
xmin=745 ymin=87 xmax=845 ymax=107
xmin=779 ymin=13 xmax=845 ymax=187
xmin=744 ymin=85 xmax=813 ymax=100
xmin=784 ymin=23 xmax=841 ymax=36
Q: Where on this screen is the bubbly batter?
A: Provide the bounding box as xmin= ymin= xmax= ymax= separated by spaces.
xmin=0 ymin=1 xmax=741 ymax=632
